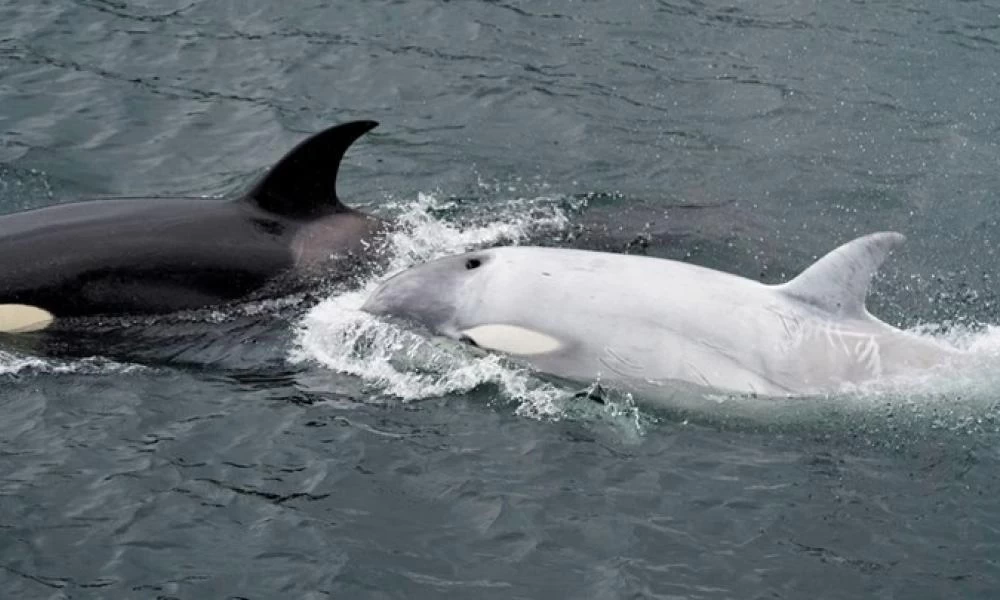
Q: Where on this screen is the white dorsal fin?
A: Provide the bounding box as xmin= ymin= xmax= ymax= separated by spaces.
xmin=778 ymin=232 xmax=905 ymax=317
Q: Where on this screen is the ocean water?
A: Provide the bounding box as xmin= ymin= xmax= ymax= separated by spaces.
xmin=2 ymin=0 xmax=1000 ymax=598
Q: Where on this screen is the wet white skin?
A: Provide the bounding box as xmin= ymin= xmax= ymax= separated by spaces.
xmin=363 ymin=233 xmax=959 ymax=396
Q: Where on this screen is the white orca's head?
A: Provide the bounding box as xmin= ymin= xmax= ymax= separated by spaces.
xmin=362 ymin=250 xmax=494 ymax=337
xmin=362 ymin=247 xmax=567 ymax=356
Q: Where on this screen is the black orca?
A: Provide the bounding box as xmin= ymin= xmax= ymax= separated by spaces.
xmin=0 ymin=120 xmax=387 ymax=332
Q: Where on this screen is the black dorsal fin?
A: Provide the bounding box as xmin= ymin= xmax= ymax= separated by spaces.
xmin=244 ymin=120 xmax=378 ymax=219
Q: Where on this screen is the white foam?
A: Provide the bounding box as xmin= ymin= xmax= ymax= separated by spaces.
xmin=0 ymin=349 xmax=146 ymax=376
xmin=377 ymin=192 xmax=577 ymax=270
xmin=291 ymin=192 xmax=592 ymax=419
xmin=842 ymin=323 xmax=1000 ymax=396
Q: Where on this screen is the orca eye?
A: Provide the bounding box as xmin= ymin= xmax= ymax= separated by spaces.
xmin=465 ymin=258 xmax=482 ymax=270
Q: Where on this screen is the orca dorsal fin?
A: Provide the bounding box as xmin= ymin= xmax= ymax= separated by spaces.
xmin=778 ymin=231 xmax=905 ymax=317
xmin=245 ymin=120 xmax=378 ymax=219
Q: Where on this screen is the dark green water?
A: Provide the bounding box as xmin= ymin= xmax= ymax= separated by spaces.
xmin=2 ymin=1 xmax=1000 ymax=598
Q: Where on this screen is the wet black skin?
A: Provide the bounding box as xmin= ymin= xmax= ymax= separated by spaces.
xmin=0 ymin=120 xmax=385 ymax=318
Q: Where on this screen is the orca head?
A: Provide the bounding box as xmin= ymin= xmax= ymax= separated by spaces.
xmin=362 ymin=250 xmax=495 ymax=337
xmin=362 ymin=248 xmax=567 ymax=356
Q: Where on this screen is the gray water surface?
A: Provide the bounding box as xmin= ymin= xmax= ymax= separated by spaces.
xmin=2 ymin=1 xmax=1000 ymax=598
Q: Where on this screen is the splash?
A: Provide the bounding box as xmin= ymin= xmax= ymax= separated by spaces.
xmin=0 ymin=349 xmax=146 ymax=377
xmin=675 ymin=323 xmax=1000 ymax=432
xmin=292 ymin=192 xmax=606 ymax=420
xmin=376 ymin=192 xmax=579 ymax=269
xmin=838 ymin=323 xmax=1000 ymax=419
xmin=293 ymin=286 xmax=647 ymax=428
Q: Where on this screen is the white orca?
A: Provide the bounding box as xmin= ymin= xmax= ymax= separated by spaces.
xmin=362 ymin=233 xmax=959 ymax=396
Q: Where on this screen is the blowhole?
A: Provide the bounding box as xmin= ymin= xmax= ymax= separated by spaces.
xmin=465 ymin=258 xmax=482 ymax=270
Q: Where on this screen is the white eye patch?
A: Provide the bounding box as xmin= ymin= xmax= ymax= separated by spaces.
xmin=0 ymin=304 xmax=55 ymax=333
xmin=460 ymin=324 xmax=562 ymax=356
